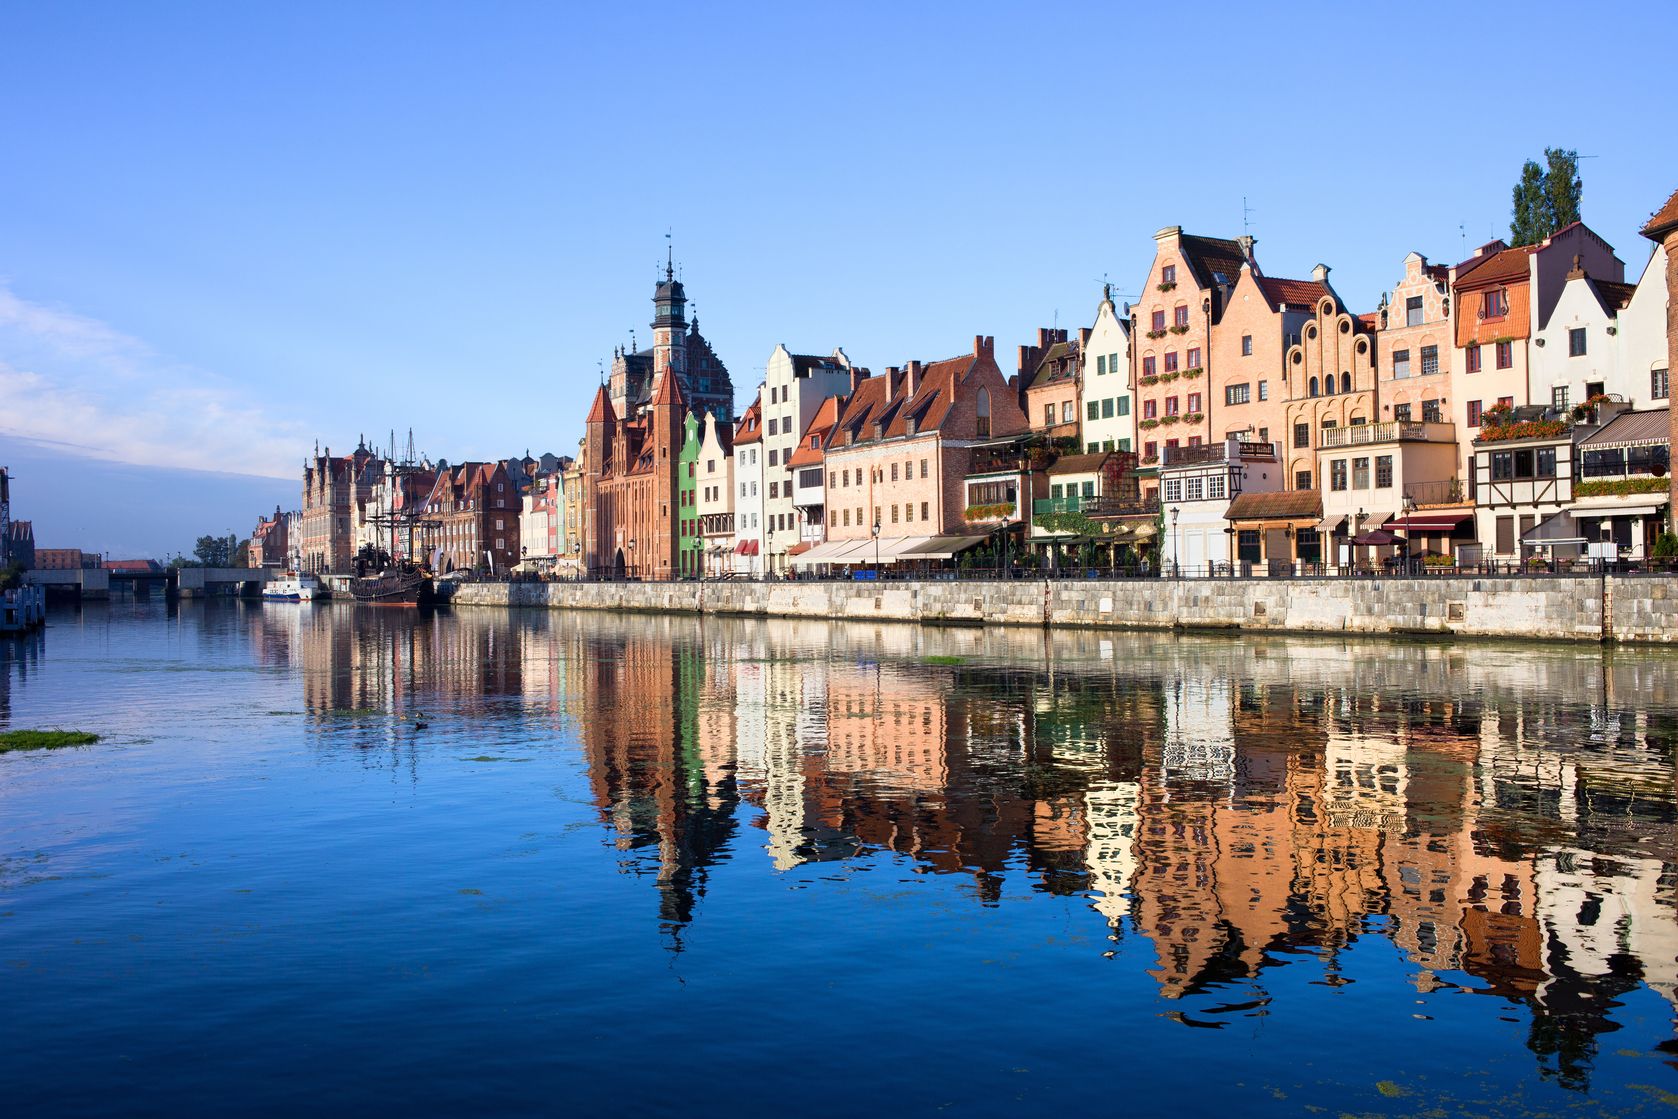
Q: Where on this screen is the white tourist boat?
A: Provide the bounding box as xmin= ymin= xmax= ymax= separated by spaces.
xmin=262 ymin=571 xmax=326 ymax=602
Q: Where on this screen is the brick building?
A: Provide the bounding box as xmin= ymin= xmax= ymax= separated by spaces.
xmin=300 ymin=440 xmax=381 ymax=573
xmin=808 ymin=336 xmax=1028 ymax=566
xmin=1640 ymin=188 xmax=1678 ymax=523
xmin=1208 ymin=260 xmax=1324 ymax=456
xmin=606 ymin=263 xmax=733 ymax=426
xmin=1132 ymin=230 xmax=1256 ymax=469
xmin=581 ymin=360 xmax=688 ymax=580
xmin=422 ymin=461 xmax=519 ymax=574
xmin=248 ymin=505 xmax=289 ymax=569
xmin=1018 ymin=327 xmax=1082 ymax=440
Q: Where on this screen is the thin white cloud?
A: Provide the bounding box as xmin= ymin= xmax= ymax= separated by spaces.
xmin=0 ymin=286 xmax=305 ymax=478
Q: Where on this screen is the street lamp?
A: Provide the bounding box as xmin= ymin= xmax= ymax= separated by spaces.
xmin=627 ymin=538 xmax=636 ymax=581
xmin=1169 ymin=506 xmax=1180 ymax=578
xmin=871 ymin=517 xmax=881 ymax=575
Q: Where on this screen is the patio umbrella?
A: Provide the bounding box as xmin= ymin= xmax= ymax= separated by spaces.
xmin=1351 ymin=528 xmax=1404 ymax=547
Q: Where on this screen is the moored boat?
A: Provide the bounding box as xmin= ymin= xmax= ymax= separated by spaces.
xmin=263 ymin=571 xmax=327 ymax=602
xmin=348 ymin=564 xmax=434 ymax=607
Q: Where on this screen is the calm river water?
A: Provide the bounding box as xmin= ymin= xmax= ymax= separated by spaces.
xmin=1 ymin=601 xmax=1676 ymax=1116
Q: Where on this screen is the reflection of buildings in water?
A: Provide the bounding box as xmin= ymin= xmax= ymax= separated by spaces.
xmin=581 ymin=629 xmax=739 ymax=940
xmin=823 ymin=663 xmax=949 ymax=792
xmin=1321 ymin=734 xmax=1407 ymax=831
xmin=1160 ymin=676 xmax=1235 ymax=784
xmin=1537 ymin=846 xmax=1678 ymax=1014
xmin=1084 ymin=780 xmax=1140 ymax=930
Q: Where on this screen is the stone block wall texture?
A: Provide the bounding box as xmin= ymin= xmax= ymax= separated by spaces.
xmin=450 ymin=575 xmax=1678 ymax=644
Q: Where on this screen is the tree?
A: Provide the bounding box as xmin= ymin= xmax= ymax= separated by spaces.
xmin=1510 ymin=147 xmax=1582 ymax=246
xmin=190 ymin=533 xmax=239 ymax=568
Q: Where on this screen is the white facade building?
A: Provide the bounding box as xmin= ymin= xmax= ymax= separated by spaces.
xmin=1079 ymin=291 xmax=1134 ymax=454
xmin=757 ymin=346 xmax=858 ymax=574
xmin=733 ymin=397 xmax=765 ymax=575
xmin=1158 ymin=437 xmax=1282 ymax=574
xmin=695 ymin=411 xmax=736 ymax=577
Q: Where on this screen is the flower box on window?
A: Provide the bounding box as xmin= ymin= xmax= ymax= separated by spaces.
xmin=1139 ymin=418 xmax=1160 ymax=430
xmin=1184 ymin=412 xmax=1204 ymax=423
xmin=1139 ymin=374 xmax=1160 ymax=387
xmin=1169 ymin=325 xmax=1190 ymax=335
xmin=1159 ymin=371 xmax=1180 ymax=383
xmin=1159 ymin=415 xmax=1180 ymax=425
xmin=1141 ymin=453 xmax=1159 ymax=464
xmin=1145 ymin=329 xmax=1167 ymax=340
xmin=1182 ymin=367 xmax=1204 ymax=379
xmin=1156 ymin=281 xmax=1177 ymax=292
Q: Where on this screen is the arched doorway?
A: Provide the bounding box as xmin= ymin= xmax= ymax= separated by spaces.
xmin=613 ymin=548 xmax=626 ymax=578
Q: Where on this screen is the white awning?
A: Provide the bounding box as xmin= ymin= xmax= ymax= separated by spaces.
xmin=789 ymin=540 xmax=857 ymax=567
xmin=901 ymin=534 xmax=990 ymax=559
xmin=871 ymin=535 xmax=938 ymax=562
xmin=1571 ymin=498 xmax=1668 ymax=518
xmin=1523 ymin=511 xmax=1586 ymax=546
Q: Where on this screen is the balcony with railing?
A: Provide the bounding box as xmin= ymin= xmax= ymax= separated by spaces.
xmin=1161 ymin=438 xmax=1276 ymax=467
xmin=1320 ymin=421 xmax=1456 ymax=449
xmin=1034 ymin=495 xmax=1088 ymax=516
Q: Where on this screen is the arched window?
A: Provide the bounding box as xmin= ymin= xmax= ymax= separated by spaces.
xmin=1309 ymin=376 xmax=1320 ymax=398
xmin=1341 ymin=371 xmax=1352 ymax=393
xmin=1325 ymin=376 xmax=1336 ymax=396
xmin=976 ymin=387 xmax=991 ymax=437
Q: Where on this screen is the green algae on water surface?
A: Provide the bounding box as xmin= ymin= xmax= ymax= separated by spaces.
xmin=0 ymin=730 xmax=100 ymax=753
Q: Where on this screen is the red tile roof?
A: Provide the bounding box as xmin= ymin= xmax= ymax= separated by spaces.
xmin=1225 ymin=490 xmax=1322 ymax=521
xmin=733 ymin=399 xmax=763 ymax=445
xmin=1178 ymin=234 xmax=1248 ymax=290
xmin=1643 ymin=188 xmax=1678 ymax=239
xmin=787 ymin=395 xmax=841 ymax=468
xmin=1257 ymin=276 xmax=1329 ymax=310
xmin=585 ymin=385 xmax=615 ymax=425
xmin=1455 ymin=244 xmax=1535 ymax=288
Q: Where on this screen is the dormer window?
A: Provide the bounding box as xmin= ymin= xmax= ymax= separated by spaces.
xmin=1483 ymin=289 xmax=1509 ymax=320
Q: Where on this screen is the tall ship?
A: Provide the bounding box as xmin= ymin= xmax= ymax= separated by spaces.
xmin=349 ymin=431 xmax=440 ymax=608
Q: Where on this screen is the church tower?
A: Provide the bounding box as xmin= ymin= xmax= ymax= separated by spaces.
xmin=652 ymin=255 xmax=688 ymax=382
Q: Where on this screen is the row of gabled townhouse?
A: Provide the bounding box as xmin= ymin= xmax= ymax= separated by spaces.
xmin=564 ymin=187 xmax=1678 ymax=579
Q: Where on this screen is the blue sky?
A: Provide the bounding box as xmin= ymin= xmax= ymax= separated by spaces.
xmin=2 ymin=1 xmax=1674 ymax=554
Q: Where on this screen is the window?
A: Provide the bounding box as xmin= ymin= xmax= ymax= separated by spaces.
xmin=1352 ymin=457 xmax=1370 ymax=489
xmin=921 ymin=502 xmax=929 ymax=520
xmin=1145 ymin=440 xmax=1157 ymax=460
xmin=1043 ymin=404 xmax=1056 ymax=427
xmin=1143 ymin=399 xmax=1157 ymax=420
xmin=767 ymin=418 xmax=777 ymax=436
xmin=1096 ymin=354 xmax=1106 ymax=376
xmin=1375 ymin=455 xmax=1393 ymax=488
xmin=1655 ymin=368 xmax=1671 ymax=400
xmin=1293 ymin=422 xmax=1310 ymax=449
xmin=1484 ymin=289 xmax=1508 ymax=319
xmin=1393 ymin=349 xmax=1411 ymax=378
xmin=1187 ymin=347 xmax=1201 ymax=368
xmin=1537 ymin=447 xmax=1557 ymax=477
xmin=1330 ymin=460 xmax=1348 ymax=491
xmin=1101 ymin=398 xmax=1115 ymax=419
xmin=976 ymin=388 xmax=991 ymax=437
xmin=1406 ymin=295 xmax=1424 ymax=327
xmin=1162 ymin=264 xmax=1176 ymax=284
xmin=1117 ymin=438 xmax=1130 ymax=452
xmin=890 ymin=463 xmax=898 ymax=482
xmin=1585 ymin=381 xmax=1604 ymax=400
xmin=1467 ymin=400 xmax=1482 ymax=428
xmin=1309 ymin=376 xmax=1320 ymax=397
xmin=1062 ymin=401 xmax=1075 ymax=424
xmin=1151 ymin=310 xmax=1166 ymax=332
xmin=1187 ymin=392 xmax=1201 ymax=413
xmin=1497 ymin=395 xmax=1514 ymax=410
xmin=1342 ymin=372 xmax=1352 ymax=394
xmin=1165 ymin=395 xmax=1180 ymax=416
xmin=1568 ymin=327 xmax=1587 ymax=357
xmin=1186 ymin=476 xmax=1203 ymax=501
xmin=1420 ymin=345 xmax=1438 ymax=376
xmin=1296 ymin=469 xmax=1312 ymax=491
xmin=769 ymin=481 xmax=778 ymax=499
xmin=1225 ymin=383 xmax=1251 ymax=405
xmin=1109 ymin=352 xmax=1118 ymax=374
xmin=1394 ymin=403 xmax=1411 ymax=422
xmin=829 ymin=470 xmax=836 ymax=488
xmin=1081 ymin=480 xmax=1095 ymax=498
xmin=1164 ymin=351 xmax=1179 ymax=373
xmin=1143 ymin=355 xmax=1156 ymax=377
xmin=1496 ymin=516 xmax=1515 ymax=554
xmin=1258 ymin=380 xmax=1268 ymax=401
xmin=891 ymin=504 xmax=899 ymax=523
xmin=1324 ymin=374 xmax=1336 ymax=396
xmin=1163 ymin=479 xmax=1182 ymax=502
xmin=1466 ymin=345 xmax=1482 ymax=374
xmin=1241 ymin=334 xmax=1253 ymax=356
xmin=1206 ymin=474 xmax=1225 ymax=499
xmin=1496 ymin=341 xmax=1513 ymax=369
xmin=1421 ymin=399 xmax=1441 ymax=423
xmin=1117 ymin=397 xmax=1130 ymax=416
xmin=768 ymin=449 xmax=778 ymax=466
xmin=1187 ymin=435 xmax=1202 ymax=447
xmin=1551 ymin=385 xmax=1569 ymax=412
xmin=1088 ymin=400 xmax=1100 ymax=421
xmin=1087 ymin=441 xmax=1099 ymax=453
xmin=1175 ymin=305 xmax=1190 ymax=328
xmin=921 ymin=459 xmax=928 ymax=478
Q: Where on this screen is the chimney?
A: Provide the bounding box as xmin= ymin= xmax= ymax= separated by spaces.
xmin=905 ymin=359 xmax=924 ymax=398
xmin=886 ymin=366 xmax=902 ymax=399
xmin=1238 ymin=234 xmax=1256 ymax=260
xmin=1037 ymin=328 xmax=1053 ymax=348
xmin=1311 ymin=263 xmax=1330 ymax=284
xmin=1078 ymin=327 xmax=1092 ymax=349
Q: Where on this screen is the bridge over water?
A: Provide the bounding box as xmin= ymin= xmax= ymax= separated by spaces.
xmin=27 ymin=567 xmax=275 ymax=600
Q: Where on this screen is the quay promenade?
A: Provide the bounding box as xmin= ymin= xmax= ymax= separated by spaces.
xmin=451 ymin=573 xmax=1678 ymax=645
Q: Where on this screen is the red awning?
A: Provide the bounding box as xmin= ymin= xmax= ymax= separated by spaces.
xmin=786 ymin=542 xmax=812 ymax=556
xmin=1384 ymin=512 xmax=1474 ymax=533
xmin=733 ymin=541 xmax=749 ymax=555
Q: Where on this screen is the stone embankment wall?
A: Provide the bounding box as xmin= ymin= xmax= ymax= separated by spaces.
xmin=450 ymin=575 xmax=1678 ymax=644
